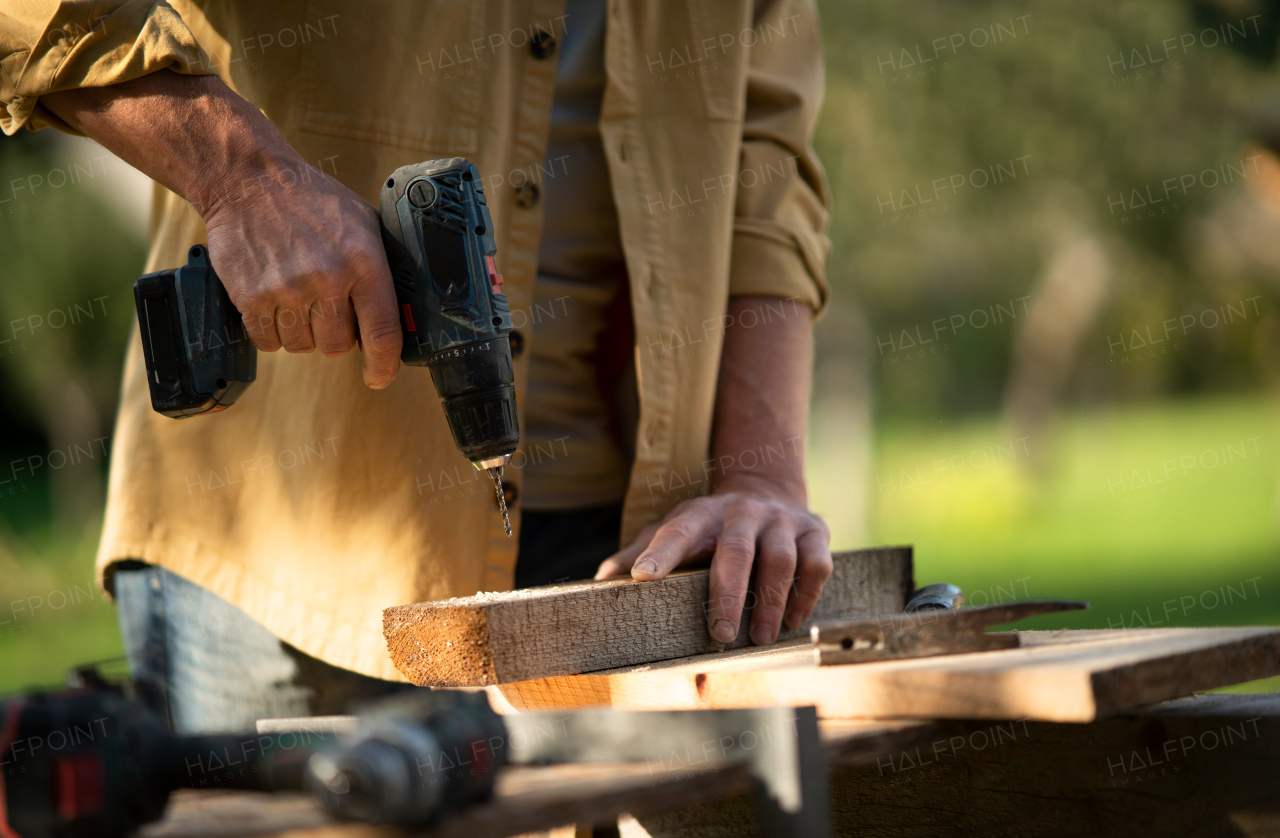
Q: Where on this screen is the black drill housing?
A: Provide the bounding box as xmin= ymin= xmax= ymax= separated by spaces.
xmin=133 ymin=245 xmax=256 ymax=418
xmin=379 ymin=159 xmax=519 ymax=466
xmin=0 ymin=687 xmax=329 ymax=838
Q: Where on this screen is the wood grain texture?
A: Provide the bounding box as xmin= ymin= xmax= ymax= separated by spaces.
xmin=384 ymin=546 xmax=912 ymax=686
xmin=624 ymin=693 xmax=1280 ymax=838
xmin=497 ymin=628 xmax=1280 ymax=722
xmin=139 ymin=722 xmax=930 ymax=838
xmin=143 ymin=694 xmax=1280 ymax=838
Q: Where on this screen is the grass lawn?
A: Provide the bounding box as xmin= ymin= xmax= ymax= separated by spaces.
xmin=0 ymin=524 xmax=125 ymax=694
xmin=811 ymin=393 xmax=1280 ymax=693
xmin=3 ymin=393 xmax=1278 ymax=695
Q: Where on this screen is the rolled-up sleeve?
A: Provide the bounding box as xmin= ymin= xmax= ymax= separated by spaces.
xmin=1 ymin=0 xmax=213 ymax=135
xmin=729 ymin=0 xmax=832 ymax=314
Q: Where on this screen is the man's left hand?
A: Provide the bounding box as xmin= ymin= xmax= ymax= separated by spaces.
xmin=595 ymin=473 xmax=831 ymax=646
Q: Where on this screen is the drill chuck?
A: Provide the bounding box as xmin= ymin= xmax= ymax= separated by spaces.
xmin=305 ymin=690 xmax=506 ymax=827
xmin=427 ymin=336 xmax=519 ymax=467
xmin=307 ymin=723 xmax=445 ymax=824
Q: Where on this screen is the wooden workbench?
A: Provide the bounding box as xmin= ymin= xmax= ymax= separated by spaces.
xmin=141 ymin=692 xmax=1280 ymax=838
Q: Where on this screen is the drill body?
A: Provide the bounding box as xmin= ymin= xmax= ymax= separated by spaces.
xmin=0 ymin=685 xmax=500 ymax=837
xmin=378 ymin=159 xmax=519 ymax=471
xmin=0 ymin=687 xmax=328 ymax=838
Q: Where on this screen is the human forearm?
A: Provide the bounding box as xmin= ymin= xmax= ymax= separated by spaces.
xmin=709 ymin=295 xmax=813 ymax=503
xmin=597 ymin=293 xmax=831 ymax=646
xmin=41 ymin=70 xmax=301 ymax=218
xmin=40 ymin=70 xmax=402 ymax=387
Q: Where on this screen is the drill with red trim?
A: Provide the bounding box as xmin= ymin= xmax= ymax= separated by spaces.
xmin=0 ymin=685 xmax=326 ymax=838
xmin=133 ymin=158 xmax=520 ymax=534
xmin=0 ymin=680 xmax=506 ymax=837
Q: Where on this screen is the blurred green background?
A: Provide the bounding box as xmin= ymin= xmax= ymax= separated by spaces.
xmin=4 ymin=0 xmax=1280 ymax=693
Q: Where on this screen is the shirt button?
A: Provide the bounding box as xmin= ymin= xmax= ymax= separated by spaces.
xmin=530 ymin=31 xmax=557 ymax=59
xmin=509 ymin=330 xmax=525 ymax=358
xmin=645 ymin=420 xmax=664 ymax=447
xmin=514 ymin=183 xmax=540 ymax=208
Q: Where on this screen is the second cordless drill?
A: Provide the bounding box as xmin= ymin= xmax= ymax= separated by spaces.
xmin=133 ymin=158 xmax=520 ymax=534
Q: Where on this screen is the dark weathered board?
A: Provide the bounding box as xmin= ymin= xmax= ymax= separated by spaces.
xmin=384 ymin=546 xmax=912 ymax=686
xmin=139 ymin=722 xmax=928 ymax=838
xmin=628 ymin=693 xmax=1280 ymax=838
xmin=141 ymin=693 xmax=1280 ymax=838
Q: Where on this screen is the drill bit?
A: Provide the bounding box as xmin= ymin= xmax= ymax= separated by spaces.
xmin=489 ymin=466 xmax=512 ymax=537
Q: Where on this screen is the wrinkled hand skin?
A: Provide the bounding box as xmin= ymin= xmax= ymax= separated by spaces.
xmin=202 ymin=165 xmax=402 ymax=387
xmin=41 ymin=70 xmax=402 ymax=388
xmin=596 ymin=473 xmax=832 ymax=647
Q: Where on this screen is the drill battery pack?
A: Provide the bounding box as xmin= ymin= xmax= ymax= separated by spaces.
xmin=132 ymin=244 xmax=256 ymax=418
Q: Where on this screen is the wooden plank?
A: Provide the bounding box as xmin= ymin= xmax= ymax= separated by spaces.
xmin=496 ymin=628 xmax=1280 ymax=722
xmin=143 ymin=693 xmax=1280 ymax=838
xmin=624 ymin=692 xmax=1280 ymax=838
xmin=140 ymin=721 xmax=931 ymax=838
xmin=384 ymin=546 xmax=912 ymax=686
xmin=137 ymin=790 xmax=383 ymax=837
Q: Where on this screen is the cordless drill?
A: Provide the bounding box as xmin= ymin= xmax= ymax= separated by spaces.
xmin=133 ymin=158 xmax=520 ymax=533
xmin=0 ymin=684 xmax=504 ymax=837
xmin=0 ymin=686 xmax=332 ymax=838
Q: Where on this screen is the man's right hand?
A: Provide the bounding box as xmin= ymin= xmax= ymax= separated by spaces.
xmin=201 ymin=156 xmax=402 ymax=385
xmin=42 ymin=70 xmax=403 ymax=388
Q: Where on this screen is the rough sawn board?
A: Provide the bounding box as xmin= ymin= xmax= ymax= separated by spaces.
xmin=493 ymin=627 xmax=1280 ymax=723
xmin=384 ymin=546 xmax=912 ymax=686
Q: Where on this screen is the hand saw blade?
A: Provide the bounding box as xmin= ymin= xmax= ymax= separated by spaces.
xmin=812 ymin=599 xmax=1089 ymax=665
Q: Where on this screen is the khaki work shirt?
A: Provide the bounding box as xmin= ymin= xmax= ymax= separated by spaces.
xmin=1 ymin=0 xmax=831 ymax=679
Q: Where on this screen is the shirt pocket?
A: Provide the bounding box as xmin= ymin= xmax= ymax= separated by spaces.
xmin=297 ymin=0 xmax=484 ymax=155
